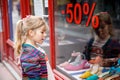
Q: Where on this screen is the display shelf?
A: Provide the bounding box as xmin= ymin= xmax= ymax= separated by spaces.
xmin=57 ymin=65 xmax=90 ymax=80
xmin=57 ymin=65 xmax=120 ymax=80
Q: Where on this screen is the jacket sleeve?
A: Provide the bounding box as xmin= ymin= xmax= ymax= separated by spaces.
xmin=83 ymin=38 xmax=94 ymax=60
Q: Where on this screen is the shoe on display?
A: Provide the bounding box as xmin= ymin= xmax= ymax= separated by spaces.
xmin=96 ymin=67 xmax=104 ymax=76
xmin=68 ymin=52 xmax=81 ymax=63
xmin=79 ymin=71 xmax=92 ymax=79
xmin=59 ymin=56 xmax=77 ymax=67
xmin=59 ymin=61 xmax=69 ymax=67
xmin=89 ymin=55 xmax=103 ymax=64
xmin=64 ymin=53 xmax=90 ymax=71
xmin=117 ymin=59 xmax=120 ymax=65
xmin=98 ymin=68 xmax=114 ymax=80
xmin=98 ymin=78 xmax=104 ymax=80
xmin=86 ymin=74 xmax=99 ymax=80
xmin=90 ymin=64 xmax=100 ymax=74
xmin=70 ymin=54 xmax=82 ymax=66
xmin=109 ymin=67 xmax=116 ymax=75
xmin=98 ymin=68 xmax=120 ymax=80
xmin=71 ymin=51 xmax=81 ymax=57
xmin=98 ymin=71 xmax=109 ymax=80
xmin=89 ymin=59 xmax=96 ymax=64
xmin=64 ymin=60 xmax=90 ymax=71
xmin=112 ymin=58 xmax=120 ymax=74
xmin=104 ymin=74 xmax=120 ymax=80
xmin=115 ymin=68 xmax=120 ymax=74
xmin=102 ymin=68 xmax=109 ymax=73
xmin=59 ymin=51 xmax=80 ymax=67
xmin=79 ymin=63 xmax=101 ymax=79
xmin=109 ymin=66 xmax=120 ymax=75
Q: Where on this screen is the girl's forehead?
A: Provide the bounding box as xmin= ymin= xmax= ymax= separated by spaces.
xmin=38 ymin=25 xmax=47 ymax=31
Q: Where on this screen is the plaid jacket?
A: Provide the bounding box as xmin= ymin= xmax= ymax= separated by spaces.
xmin=20 ymin=44 xmax=48 ymax=78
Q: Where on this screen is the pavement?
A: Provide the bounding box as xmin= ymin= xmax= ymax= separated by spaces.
xmin=0 ymin=63 xmax=16 ymax=80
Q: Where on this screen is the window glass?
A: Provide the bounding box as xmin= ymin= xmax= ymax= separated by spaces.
xmin=11 ymin=0 xmax=20 ymax=40
xmin=55 ymin=0 xmax=120 ymax=79
xmin=55 ymin=0 xmax=92 ymax=79
xmin=0 ymin=8 xmax=2 ymax=32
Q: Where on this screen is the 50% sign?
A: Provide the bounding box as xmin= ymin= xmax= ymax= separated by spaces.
xmin=61 ymin=2 xmax=99 ymax=29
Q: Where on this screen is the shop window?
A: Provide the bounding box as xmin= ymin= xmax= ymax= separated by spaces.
xmin=8 ymin=0 xmax=20 ymax=40
xmin=55 ymin=0 xmax=120 ymax=79
xmin=55 ymin=0 xmax=92 ymax=79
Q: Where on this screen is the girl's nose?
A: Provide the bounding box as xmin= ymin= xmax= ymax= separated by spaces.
xmin=44 ymin=32 xmax=47 ymax=37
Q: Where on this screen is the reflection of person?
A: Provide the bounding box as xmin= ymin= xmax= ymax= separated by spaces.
xmin=14 ymin=15 xmax=49 ymax=80
xmin=83 ymin=12 xmax=120 ymax=67
xmin=16 ymin=2 xmax=20 ymax=15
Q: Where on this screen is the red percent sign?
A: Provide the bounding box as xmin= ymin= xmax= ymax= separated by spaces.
xmin=61 ymin=2 xmax=99 ymax=29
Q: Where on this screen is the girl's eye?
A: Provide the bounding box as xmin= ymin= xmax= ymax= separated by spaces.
xmin=41 ymin=32 xmax=44 ymax=34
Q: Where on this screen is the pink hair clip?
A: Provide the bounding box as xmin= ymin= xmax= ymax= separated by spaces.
xmin=26 ymin=15 xmax=31 ymax=18
xmin=22 ymin=15 xmax=31 ymax=23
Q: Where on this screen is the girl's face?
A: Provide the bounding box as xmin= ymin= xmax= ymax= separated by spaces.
xmin=30 ymin=25 xmax=47 ymax=45
xmin=96 ymin=25 xmax=110 ymax=40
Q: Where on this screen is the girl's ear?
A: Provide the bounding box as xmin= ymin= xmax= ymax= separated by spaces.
xmin=28 ymin=30 xmax=34 ymax=37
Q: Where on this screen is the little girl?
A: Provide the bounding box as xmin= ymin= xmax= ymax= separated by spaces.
xmin=14 ymin=15 xmax=54 ymax=80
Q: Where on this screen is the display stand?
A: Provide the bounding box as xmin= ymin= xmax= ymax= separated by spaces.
xmin=57 ymin=65 xmax=89 ymax=80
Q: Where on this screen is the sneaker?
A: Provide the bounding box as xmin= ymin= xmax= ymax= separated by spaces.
xmin=79 ymin=71 xmax=92 ymax=79
xmin=64 ymin=53 xmax=90 ymax=71
xmin=64 ymin=60 xmax=90 ymax=71
xmin=86 ymin=74 xmax=99 ymax=80
xmin=102 ymin=68 xmax=109 ymax=73
xmin=89 ymin=56 xmax=103 ymax=64
xmin=90 ymin=64 xmax=100 ymax=74
xmin=59 ymin=52 xmax=80 ymax=67
xmin=80 ymin=63 xmax=101 ymax=79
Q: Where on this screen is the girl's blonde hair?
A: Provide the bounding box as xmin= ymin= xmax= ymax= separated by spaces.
xmin=14 ymin=15 xmax=47 ymax=54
